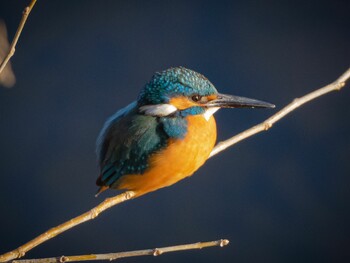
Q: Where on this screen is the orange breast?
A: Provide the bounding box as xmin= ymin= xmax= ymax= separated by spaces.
xmin=117 ymin=114 xmax=217 ymax=196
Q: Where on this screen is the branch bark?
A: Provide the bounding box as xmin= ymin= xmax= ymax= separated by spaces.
xmin=0 ymin=0 xmax=37 ymax=75
xmin=1 ymin=68 xmax=349 ymax=262
xmin=11 ymin=239 xmax=229 ymax=263
xmin=0 ymin=192 xmax=135 ymax=262
xmin=209 ymin=67 xmax=350 ymax=157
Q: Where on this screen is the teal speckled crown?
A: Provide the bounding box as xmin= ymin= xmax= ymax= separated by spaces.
xmin=138 ymin=67 xmax=218 ymax=105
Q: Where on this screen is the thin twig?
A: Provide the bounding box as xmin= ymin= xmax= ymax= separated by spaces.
xmin=0 ymin=0 xmax=37 ymax=75
xmin=1 ymin=68 xmax=349 ymax=262
xmin=0 ymin=21 xmax=16 ymax=88
xmin=11 ymin=239 xmax=229 ymax=263
xmin=0 ymin=192 xmax=136 ymax=262
xmin=209 ymin=67 xmax=350 ymax=158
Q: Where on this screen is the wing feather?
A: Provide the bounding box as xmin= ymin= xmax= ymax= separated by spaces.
xmin=96 ymin=101 xmax=169 ymax=188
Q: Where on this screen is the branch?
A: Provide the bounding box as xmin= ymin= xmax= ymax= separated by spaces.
xmin=209 ymin=67 xmax=350 ymax=158
xmin=1 ymin=68 xmax=349 ymax=262
xmin=0 ymin=21 xmax=16 ymax=88
xmin=0 ymin=192 xmax=136 ymax=263
xmin=0 ymin=0 xmax=37 ymax=75
xmin=11 ymin=239 xmax=229 ymax=263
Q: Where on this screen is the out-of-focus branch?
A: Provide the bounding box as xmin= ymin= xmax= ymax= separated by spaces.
xmin=11 ymin=239 xmax=229 ymax=263
xmin=0 ymin=21 xmax=16 ymax=88
xmin=0 ymin=0 xmax=37 ymax=76
xmin=209 ymin=67 xmax=350 ymax=158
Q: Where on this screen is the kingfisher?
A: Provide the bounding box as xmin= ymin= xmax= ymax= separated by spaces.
xmin=96 ymin=67 xmax=274 ymax=198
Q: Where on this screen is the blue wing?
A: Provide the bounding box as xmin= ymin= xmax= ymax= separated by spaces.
xmin=96 ymin=101 xmax=169 ymax=189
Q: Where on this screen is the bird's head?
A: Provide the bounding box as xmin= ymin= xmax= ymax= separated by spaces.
xmin=138 ymin=67 xmax=274 ymax=119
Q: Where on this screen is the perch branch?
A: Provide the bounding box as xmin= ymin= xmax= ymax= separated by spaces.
xmin=209 ymin=67 xmax=350 ymax=158
xmin=1 ymin=68 xmax=349 ymax=262
xmin=11 ymin=239 xmax=229 ymax=263
xmin=0 ymin=0 xmax=37 ymax=75
xmin=0 ymin=192 xmax=136 ymax=262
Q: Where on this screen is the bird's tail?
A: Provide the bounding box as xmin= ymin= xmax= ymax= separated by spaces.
xmin=95 ymin=185 xmax=109 ymax=197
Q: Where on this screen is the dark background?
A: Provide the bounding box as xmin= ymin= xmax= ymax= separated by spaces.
xmin=0 ymin=1 xmax=349 ymax=262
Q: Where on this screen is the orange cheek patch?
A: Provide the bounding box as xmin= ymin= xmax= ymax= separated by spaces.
xmin=169 ymin=97 xmax=197 ymax=110
xmin=207 ymin=94 xmax=218 ymax=101
xmin=169 ymin=94 xmax=218 ymax=110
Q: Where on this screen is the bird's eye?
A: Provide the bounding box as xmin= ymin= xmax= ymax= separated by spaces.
xmin=191 ymin=95 xmax=202 ymax=102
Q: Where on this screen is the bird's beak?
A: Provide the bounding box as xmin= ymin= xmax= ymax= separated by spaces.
xmin=206 ymin=93 xmax=275 ymax=109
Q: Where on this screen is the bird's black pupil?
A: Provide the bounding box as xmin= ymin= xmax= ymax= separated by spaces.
xmin=192 ymin=95 xmax=202 ymax=102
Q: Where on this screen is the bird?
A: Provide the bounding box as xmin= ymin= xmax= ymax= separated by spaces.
xmin=96 ymin=67 xmax=274 ymax=198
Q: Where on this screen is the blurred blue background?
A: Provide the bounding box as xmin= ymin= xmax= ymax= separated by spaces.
xmin=0 ymin=1 xmax=349 ymax=262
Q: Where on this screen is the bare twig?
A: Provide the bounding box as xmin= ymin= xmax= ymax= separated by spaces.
xmin=0 ymin=0 xmax=37 ymax=75
xmin=209 ymin=67 xmax=350 ymax=158
xmin=1 ymin=68 xmax=349 ymax=262
xmin=11 ymin=239 xmax=229 ymax=263
xmin=0 ymin=191 xmax=136 ymax=262
xmin=0 ymin=21 xmax=16 ymax=88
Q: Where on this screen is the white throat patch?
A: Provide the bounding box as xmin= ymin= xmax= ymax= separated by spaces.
xmin=139 ymin=104 xmax=177 ymax=117
xmin=203 ymin=107 xmax=220 ymax=121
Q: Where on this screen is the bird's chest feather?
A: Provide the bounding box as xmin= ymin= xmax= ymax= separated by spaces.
xmin=117 ymin=115 xmax=217 ymax=195
xmin=157 ymin=115 xmax=217 ymax=172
